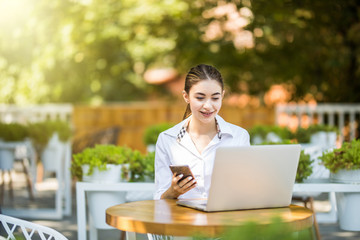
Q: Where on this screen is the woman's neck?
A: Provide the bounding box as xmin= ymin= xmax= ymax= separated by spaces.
xmin=188 ymin=117 xmax=216 ymax=136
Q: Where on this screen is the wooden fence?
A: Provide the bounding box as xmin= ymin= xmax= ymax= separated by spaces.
xmin=72 ymin=102 xmax=275 ymax=152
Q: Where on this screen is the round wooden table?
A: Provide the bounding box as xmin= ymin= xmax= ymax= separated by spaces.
xmin=106 ymin=199 xmax=314 ymax=238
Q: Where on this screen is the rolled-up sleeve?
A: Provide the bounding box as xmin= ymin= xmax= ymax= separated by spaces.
xmin=153 ymin=133 xmax=172 ymax=199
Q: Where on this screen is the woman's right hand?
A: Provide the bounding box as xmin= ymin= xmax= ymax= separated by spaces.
xmin=161 ymin=173 xmax=197 ymax=199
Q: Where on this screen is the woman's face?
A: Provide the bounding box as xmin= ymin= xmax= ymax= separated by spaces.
xmin=183 ymin=79 xmax=224 ymax=124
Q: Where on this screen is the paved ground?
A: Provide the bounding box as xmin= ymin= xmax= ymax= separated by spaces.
xmin=1 ymin=166 xmax=360 ymax=240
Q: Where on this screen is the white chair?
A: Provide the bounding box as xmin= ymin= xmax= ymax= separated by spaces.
xmin=0 ymin=214 xmax=68 ymax=240
xmin=147 ymin=234 xmax=174 ymax=240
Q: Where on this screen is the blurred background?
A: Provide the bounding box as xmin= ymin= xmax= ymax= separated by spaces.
xmin=1 ymin=0 xmax=359 ymax=105
xmin=1 ymin=1 xmax=360 ymax=239
xmin=1 ymin=0 xmax=359 ymax=152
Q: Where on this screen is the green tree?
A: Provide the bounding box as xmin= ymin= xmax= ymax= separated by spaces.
xmin=1 ymin=0 xmax=359 ymax=104
xmin=246 ymin=0 xmax=360 ymax=102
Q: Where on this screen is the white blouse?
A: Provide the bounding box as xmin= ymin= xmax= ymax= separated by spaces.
xmin=154 ymin=115 xmax=250 ymax=200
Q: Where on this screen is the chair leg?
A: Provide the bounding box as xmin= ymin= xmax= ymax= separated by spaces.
xmin=120 ymin=231 xmax=126 ymax=240
xmin=308 ymin=197 xmax=321 ymax=240
xmin=0 ymin=171 xmax=4 ymax=205
xmin=8 ymin=170 xmax=14 ymax=201
xmin=21 ymin=159 xmax=34 ymax=200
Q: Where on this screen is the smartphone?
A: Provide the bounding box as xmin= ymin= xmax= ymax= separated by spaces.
xmin=169 ymin=165 xmax=195 ymax=182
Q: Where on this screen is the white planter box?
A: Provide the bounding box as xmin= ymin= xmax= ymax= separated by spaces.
xmin=266 ymin=132 xmax=282 ymax=143
xmin=310 ymin=131 xmax=327 ymax=145
xmin=331 ymin=169 xmax=360 ymax=184
xmin=41 ymin=133 xmax=63 ymax=172
xmin=82 ymin=164 xmax=128 ymax=229
xmin=331 ymin=169 xmax=360 ymax=231
xmin=251 ymin=134 xmax=264 ymax=145
xmin=0 ymin=148 xmax=15 ymax=170
xmin=326 ymin=132 xmax=337 ymax=148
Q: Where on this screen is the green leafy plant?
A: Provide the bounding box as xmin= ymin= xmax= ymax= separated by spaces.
xmin=143 ymin=151 xmax=155 ymax=180
xmin=28 ymin=120 xmax=72 ymax=151
xmin=319 ymin=139 xmax=360 ymax=173
xmin=268 ymin=126 xmax=293 ymax=140
xmin=249 ymin=125 xmax=270 ymax=139
xmin=71 ymin=144 xmax=131 ymax=181
xmin=259 ymin=140 xmax=313 ymax=183
xmin=0 ymin=122 xmax=29 ymax=142
xmin=143 ymin=123 xmax=173 ymax=146
xmin=295 ymin=124 xmax=338 ymax=144
xmin=48 ymin=120 xmax=72 ymax=142
xmin=194 ymin=216 xmax=311 ymax=240
xmin=127 ymin=149 xmax=155 ymax=182
xmin=296 ymin=150 xmax=313 ymax=183
xmin=294 ymin=127 xmax=311 ymax=143
xmin=71 ymin=144 xmax=155 ymax=182
xmin=308 ymin=124 xmax=338 ymax=134
xmin=249 ymin=125 xmax=293 ymax=142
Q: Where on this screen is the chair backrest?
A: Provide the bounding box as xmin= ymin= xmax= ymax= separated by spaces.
xmin=72 ymin=126 xmax=121 ymax=154
xmin=0 ymin=214 xmax=68 ymax=240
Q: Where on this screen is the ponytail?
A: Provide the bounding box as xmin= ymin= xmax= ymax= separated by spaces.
xmin=182 ymin=104 xmax=191 ymax=120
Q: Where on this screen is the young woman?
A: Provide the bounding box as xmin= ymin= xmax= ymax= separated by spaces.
xmin=154 ymin=64 xmax=250 ymax=200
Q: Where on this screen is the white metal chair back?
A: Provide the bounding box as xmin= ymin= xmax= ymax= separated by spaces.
xmin=147 ymin=234 xmax=173 ymax=240
xmin=0 ymin=214 xmax=68 ymax=240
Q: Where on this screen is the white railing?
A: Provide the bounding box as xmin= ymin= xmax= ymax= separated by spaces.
xmin=276 ymin=103 xmax=360 ymax=142
xmin=0 ymin=104 xmax=73 ymax=124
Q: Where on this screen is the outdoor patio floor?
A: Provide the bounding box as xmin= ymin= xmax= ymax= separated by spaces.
xmin=1 ymin=167 xmax=360 ymax=240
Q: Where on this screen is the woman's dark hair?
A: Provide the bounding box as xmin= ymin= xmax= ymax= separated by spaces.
xmin=182 ymin=64 xmax=224 ymax=119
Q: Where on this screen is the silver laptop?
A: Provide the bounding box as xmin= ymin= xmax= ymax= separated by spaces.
xmin=177 ymin=144 xmax=301 ymax=212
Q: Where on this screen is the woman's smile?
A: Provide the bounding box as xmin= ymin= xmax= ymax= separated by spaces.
xmin=200 ymin=111 xmax=214 ymax=118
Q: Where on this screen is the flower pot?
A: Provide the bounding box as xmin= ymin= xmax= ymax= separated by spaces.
xmin=0 ymin=148 xmax=15 ymax=170
xmin=310 ymin=131 xmax=327 ymax=145
xmin=331 ymin=169 xmax=360 ymax=231
xmin=251 ymin=134 xmax=264 ymax=145
xmin=82 ymin=164 xmax=128 ymax=229
xmin=41 ymin=133 xmax=63 ymax=172
xmin=147 ymin=144 xmax=156 ymax=153
xmin=265 ymin=132 xmax=282 ymax=143
xmin=330 ymin=169 xmax=360 ymax=184
xmin=326 ymin=131 xmax=337 ymax=148
xmin=82 ymin=164 xmax=129 ymax=183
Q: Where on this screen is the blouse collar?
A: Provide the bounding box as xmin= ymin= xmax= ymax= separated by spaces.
xmin=176 ymin=116 xmax=222 ymax=143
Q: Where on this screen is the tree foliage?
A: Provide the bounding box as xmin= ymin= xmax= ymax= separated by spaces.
xmin=0 ymin=0 xmax=359 ymax=104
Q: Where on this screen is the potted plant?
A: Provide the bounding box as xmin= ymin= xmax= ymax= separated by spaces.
xmin=267 ymin=126 xmax=293 ymax=143
xmin=28 ymin=120 xmax=72 ymax=171
xmin=294 ymin=127 xmax=312 ymax=144
xmin=143 ymin=123 xmax=173 ymax=152
xmin=308 ymin=124 xmax=338 ymax=147
xmin=121 ymin=150 xmax=155 ymax=202
xmin=71 ymin=144 xmax=155 ymax=229
xmin=257 ymin=140 xmax=313 ymax=183
xmin=0 ymin=122 xmax=28 ymax=142
xmin=249 ymin=125 xmax=293 ymax=145
xmin=319 ymin=139 xmax=360 ymax=231
xmin=71 ymin=144 xmax=130 ymax=229
xmin=0 ymin=122 xmax=29 ymax=170
xmin=127 ymin=150 xmax=155 ymax=182
xmin=249 ymin=125 xmax=270 ymax=144
xmin=296 ymin=150 xmax=313 ymax=183
xmin=71 ymin=144 xmax=131 ymax=182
